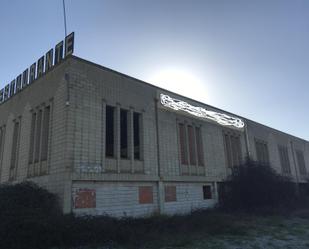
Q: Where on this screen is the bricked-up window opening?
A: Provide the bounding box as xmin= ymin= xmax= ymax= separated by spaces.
xmin=133 ymin=112 xmax=141 ymax=160
xmin=179 ymin=123 xmax=188 ymax=165
xmin=195 ymin=127 xmax=204 ymax=166
xmin=105 ymin=105 xmax=115 ymax=157
xmin=203 ymin=185 xmax=212 ymax=199
xmin=120 ymin=109 xmax=128 ymax=158
xmin=165 ymin=186 xmax=177 ymax=202
xmin=278 ymin=145 xmax=291 ymax=174
xmin=41 ymin=106 xmax=50 ymax=161
xmin=139 ymin=186 xmax=153 ymax=204
xmin=74 ymin=189 xmax=96 ymax=209
xmin=188 ymin=125 xmax=197 ymax=165
xmin=296 ymin=150 xmax=307 ymax=175
xmin=255 ymin=139 xmax=270 ymax=165
xmin=34 ymin=110 xmax=42 ymax=163
xmin=29 ymin=112 xmax=36 ymax=164
xmin=10 ymin=121 xmax=20 ymax=180
xmin=224 ymin=133 xmax=242 ymax=168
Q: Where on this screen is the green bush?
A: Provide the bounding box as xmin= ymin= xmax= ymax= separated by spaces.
xmin=219 ymin=158 xmax=297 ymax=212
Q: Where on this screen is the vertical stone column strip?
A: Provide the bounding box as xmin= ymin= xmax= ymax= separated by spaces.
xmin=290 ymin=140 xmax=300 ymax=194
xmin=185 ymin=121 xmax=191 ymax=175
xmin=47 ymin=99 xmax=54 ymax=174
xmin=193 ymin=123 xmax=199 ymax=174
xmin=33 ymin=107 xmax=39 ymax=175
xmin=15 ymin=116 xmax=22 ymax=180
xmin=129 ymin=108 xmax=134 ymax=173
xmin=229 ymin=133 xmax=233 ymax=167
xmin=116 ymin=104 xmax=121 ymax=173
xmin=0 ymin=125 xmax=5 ymax=182
xmin=175 ymin=119 xmax=181 ymax=175
xmin=158 ymin=181 xmax=165 ymax=214
xmin=39 ymin=104 xmax=45 ymax=175
xmin=140 ymin=110 xmax=145 ymax=172
xmin=213 ymin=182 xmax=218 ymax=201
xmin=101 ymin=100 xmax=106 ymax=173
xmin=244 ymin=123 xmax=251 ymax=158
xmin=28 ymin=110 xmax=35 ymax=177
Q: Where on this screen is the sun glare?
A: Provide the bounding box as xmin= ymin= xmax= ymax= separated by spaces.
xmin=148 ymin=68 xmax=208 ymax=103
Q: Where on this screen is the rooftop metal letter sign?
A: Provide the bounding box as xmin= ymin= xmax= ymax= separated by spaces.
xmin=160 ymin=93 xmax=245 ymax=129
xmin=0 ymin=32 xmax=74 ymax=105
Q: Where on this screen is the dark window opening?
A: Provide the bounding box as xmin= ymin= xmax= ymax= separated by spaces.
xmin=224 ymin=134 xmax=232 ymax=167
xmin=188 ymin=125 xmax=197 ymax=165
xmin=29 ymin=112 xmax=36 ymax=164
xmin=165 ymin=186 xmax=177 ymax=202
xmin=10 ymin=121 xmax=20 ymax=180
xmin=278 ymin=145 xmax=291 ymax=174
xmin=296 ymin=150 xmax=307 ymax=175
xmin=255 ymin=139 xmax=269 ymax=165
xmin=203 ymin=185 xmax=212 ymax=199
xmin=133 ymin=112 xmax=141 ymax=160
xmin=224 ymin=133 xmax=241 ymax=168
xmin=120 ymin=109 xmax=128 ymax=158
xmin=41 ymin=106 xmax=50 ymax=161
xmin=196 ymin=127 xmax=204 ymax=166
xmin=34 ymin=110 xmax=42 ymax=163
xmin=105 ymin=105 xmax=115 ymax=157
xmin=179 ymin=123 xmax=188 ymax=165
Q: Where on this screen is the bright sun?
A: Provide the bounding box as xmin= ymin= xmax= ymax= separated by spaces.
xmin=148 ymin=68 xmax=208 ymax=102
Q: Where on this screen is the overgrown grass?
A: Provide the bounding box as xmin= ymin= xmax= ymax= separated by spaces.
xmin=50 ymin=209 xmax=250 ymax=249
xmin=2 ymin=179 xmax=309 ymax=249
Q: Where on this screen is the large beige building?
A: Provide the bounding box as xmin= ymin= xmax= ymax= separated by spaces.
xmin=0 ymin=44 xmax=308 ymax=216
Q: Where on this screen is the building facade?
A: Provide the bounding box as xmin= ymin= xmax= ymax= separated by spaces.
xmin=0 ymin=54 xmax=308 ymax=217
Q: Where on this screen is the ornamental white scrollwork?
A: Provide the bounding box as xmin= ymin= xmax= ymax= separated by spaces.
xmin=160 ymin=94 xmax=245 ymax=129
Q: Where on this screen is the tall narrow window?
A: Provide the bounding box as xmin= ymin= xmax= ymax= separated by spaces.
xmin=278 ymin=145 xmax=291 ymax=174
xmin=195 ymin=127 xmax=204 ymax=166
xmin=120 ymin=109 xmax=128 ymax=158
xmin=178 ymin=123 xmax=204 ymax=166
xmin=296 ymin=150 xmax=306 ymax=175
xmin=10 ymin=121 xmax=20 ymax=180
xmin=34 ymin=110 xmax=42 ymax=163
xmin=255 ymin=139 xmax=270 ymax=165
xmin=41 ymin=106 xmax=50 ymax=161
xmin=224 ymin=134 xmax=232 ymax=167
xmin=133 ymin=112 xmax=141 ymax=160
xmin=178 ymin=123 xmax=188 ymax=165
xmin=224 ymin=133 xmax=242 ymax=168
xmin=28 ymin=104 xmax=52 ymax=177
xmin=29 ymin=112 xmax=36 ymax=164
xmin=105 ymin=105 xmax=115 ymax=157
xmin=188 ymin=125 xmax=196 ymax=165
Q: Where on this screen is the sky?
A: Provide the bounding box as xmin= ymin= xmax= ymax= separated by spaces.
xmin=1 ymin=0 xmax=309 ymax=140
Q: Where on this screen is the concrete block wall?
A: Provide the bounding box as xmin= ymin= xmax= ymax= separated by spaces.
xmin=0 ymin=59 xmax=73 ymax=211
xmin=246 ymin=119 xmax=309 ymax=182
xmin=72 ymin=181 xmax=159 ymax=217
xmin=157 ymin=91 xmax=246 ymax=181
xmin=162 ymin=182 xmax=217 ymax=215
xmin=2 ymin=55 xmax=309 ymax=217
xmin=67 ymin=58 xmax=159 ymax=177
xmin=72 ymin=181 xmax=216 ymax=217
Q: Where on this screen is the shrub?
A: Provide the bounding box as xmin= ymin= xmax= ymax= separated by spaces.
xmin=219 ymin=158 xmax=297 ymax=212
xmin=0 ymin=182 xmax=61 ymax=249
